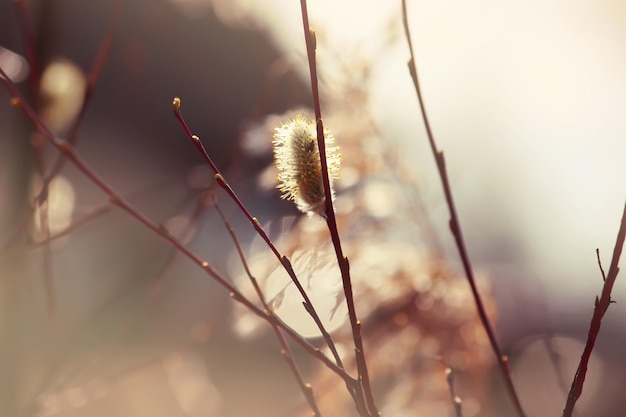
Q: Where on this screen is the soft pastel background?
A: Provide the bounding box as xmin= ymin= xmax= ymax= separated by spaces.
xmin=0 ymin=0 xmax=624 ymax=416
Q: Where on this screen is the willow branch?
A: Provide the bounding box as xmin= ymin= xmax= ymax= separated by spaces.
xmin=562 ymin=202 xmax=626 ymax=417
xmin=297 ymin=1 xmax=378 ymax=416
xmin=401 ymin=1 xmax=525 ymax=416
xmin=0 ymin=69 xmax=356 ymax=387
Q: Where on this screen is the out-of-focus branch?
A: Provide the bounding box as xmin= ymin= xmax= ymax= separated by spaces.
xmin=12 ymin=0 xmax=40 ymax=97
xmin=35 ymin=0 xmax=124 ymax=205
xmin=0 ymin=203 xmax=111 ymax=263
xmin=213 ymin=201 xmax=322 ymax=417
xmin=400 ymin=1 xmax=526 ymax=416
xmin=0 ymin=69 xmax=357 ymax=388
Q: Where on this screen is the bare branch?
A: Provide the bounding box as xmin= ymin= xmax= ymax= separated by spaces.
xmin=562 ymin=202 xmax=626 ymax=417
xmin=400 ymin=1 xmax=526 ymax=416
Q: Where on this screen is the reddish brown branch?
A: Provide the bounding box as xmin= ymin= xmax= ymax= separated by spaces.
xmin=297 ymin=1 xmax=378 ymax=415
xmin=35 ymin=0 xmax=123 ymax=204
xmin=400 ymin=1 xmax=526 ymax=416
xmin=0 ymin=69 xmax=357 ymax=388
xmin=172 ymin=98 xmax=348 ymax=377
xmin=596 ymin=248 xmax=607 ymax=281
xmin=214 ymin=201 xmax=322 ymax=417
xmin=562 ymin=202 xmax=626 ymax=417
xmin=12 ymin=0 xmax=40 ymax=96
xmin=12 ymin=0 xmax=57 ymax=313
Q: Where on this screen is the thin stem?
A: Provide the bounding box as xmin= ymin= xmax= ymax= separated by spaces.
xmin=595 ymin=248 xmax=607 ymax=281
xmin=35 ymin=0 xmax=123 ymax=205
xmin=562 ymin=202 xmax=626 ymax=417
xmin=13 ymin=0 xmax=57 ymax=313
xmin=445 ymin=367 xmax=463 ymax=417
xmin=0 ymin=203 xmax=112 ymax=263
xmin=426 ymin=356 xmax=463 ymax=417
xmin=298 ymin=1 xmax=377 ymax=416
xmin=400 ymin=1 xmax=526 ymax=416
xmin=214 ymin=201 xmax=322 ymax=417
xmin=12 ymin=0 xmax=40 ymax=97
xmin=172 ymin=99 xmax=348 ymax=376
xmin=0 ymin=69 xmax=357 ymax=388
xmin=30 ymin=132 xmax=56 ymax=313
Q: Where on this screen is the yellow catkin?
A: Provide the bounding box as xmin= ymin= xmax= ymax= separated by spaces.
xmin=272 ymin=115 xmax=341 ymax=216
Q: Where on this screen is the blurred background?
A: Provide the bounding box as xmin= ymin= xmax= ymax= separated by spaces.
xmin=0 ymin=0 xmax=625 ymax=416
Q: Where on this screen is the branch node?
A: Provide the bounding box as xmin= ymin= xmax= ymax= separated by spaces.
xmin=309 ymin=29 xmax=316 ymax=50
xmin=9 ymin=96 xmax=22 ymax=109
xmin=158 ymin=224 xmax=170 ymax=236
xmin=57 ymin=139 xmax=72 ymax=154
xmin=108 ymin=195 xmax=120 ymax=206
xmin=215 ymin=173 xmax=225 ymax=187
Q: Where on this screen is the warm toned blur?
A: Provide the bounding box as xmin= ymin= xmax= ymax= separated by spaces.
xmin=0 ymin=1 xmax=624 ymax=417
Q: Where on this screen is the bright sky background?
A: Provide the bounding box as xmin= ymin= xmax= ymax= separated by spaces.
xmin=194 ymin=0 xmax=626 ymax=311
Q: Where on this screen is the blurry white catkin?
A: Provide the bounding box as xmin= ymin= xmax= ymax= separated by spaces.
xmin=39 ymin=58 xmax=86 ymax=134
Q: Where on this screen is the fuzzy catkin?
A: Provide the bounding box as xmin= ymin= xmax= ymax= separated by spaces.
xmin=272 ymin=115 xmax=341 ymax=216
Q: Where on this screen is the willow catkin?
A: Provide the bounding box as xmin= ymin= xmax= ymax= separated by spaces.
xmin=272 ymin=115 xmax=341 ymax=216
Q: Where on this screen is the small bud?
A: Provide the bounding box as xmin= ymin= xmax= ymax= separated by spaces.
xmin=172 ymin=97 xmax=181 ymax=113
xmin=10 ymin=97 xmax=22 ymax=109
xmin=57 ymin=139 xmax=71 ymax=154
xmin=215 ymin=173 xmax=225 ymax=186
xmin=272 ymin=115 xmax=341 ymax=216
xmin=309 ymin=29 xmax=317 ymax=50
xmin=108 ymin=195 xmax=120 ymax=205
xmin=158 ymin=223 xmax=170 ymax=236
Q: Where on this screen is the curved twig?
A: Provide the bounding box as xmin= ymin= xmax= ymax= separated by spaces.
xmin=0 ymin=69 xmax=357 ymax=389
xmin=400 ymin=1 xmax=526 ymax=416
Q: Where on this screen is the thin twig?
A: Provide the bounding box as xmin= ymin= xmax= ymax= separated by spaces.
xmin=214 ymin=200 xmax=322 ymax=417
xmin=562 ymin=202 xmax=626 ymax=417
xmin=35 ymin=0 xmax=123 ymax=205
xmin=298 ymin=1 xmax=378 ymax=416
xmin=0 ymin=203 xmax=111 ymax=263
xmin=30 ymin=133 xmax=56 ymax=313
xmin=12 ymin=0 xmax=57 ymax=313
xmin=445 ymin=367 xmax=463 ymax=417
xmin=12 ymin=0 xmax=40 ymax=97
xmin=19 ymin=190 xmax=201 ymax=417
xmin=0 ymin=69 xmax=357 ymax=388
xmin=427 ymin=356 xmax=463 ymax=417
xmin=596 ymin=248 xmax=607 ymax=281
xmin=400 ymin=1 xmax=526 ymax=416
xmin=172 ymin=99 xmax=348 ymax=377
